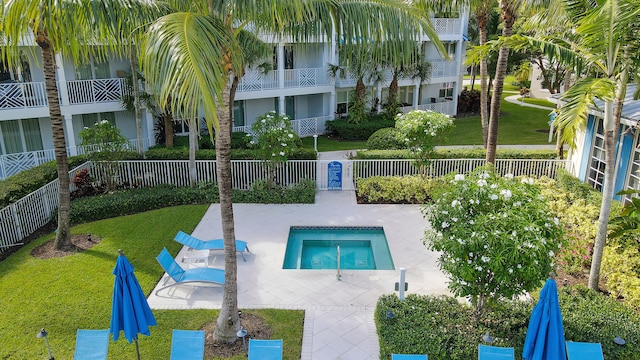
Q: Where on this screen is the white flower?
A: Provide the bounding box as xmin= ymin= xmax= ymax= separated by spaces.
xmin=508 ymin=268 xmax=513 ymax=274
xmin=489 ymin=194 xmax=498 ymax=200
xmin=504 ymin=174 xmax=514 ymax=180
xmin=261 ymin=119 xmax=267 ymax=123
xmin=479 ymin=172 xmax=490 ymax=179
xmin=500 ymin=189 xmax=512 ymax=199
xmin=441 ymin=222 xmax=450 ymax=229
xmin=101 ymin=119 xmax=109 ymax=124
xmin=451 ymin=217 xmax=458 ymax=222
xmin=288 ymin=133 xmax=293 ymax=138
xmin=451 ymin=200 xmax=460 ymax=207
xmin=475 ymin=266 xmax=483 ymax=271
xmin=514 ymin=201 xmax=522 ymax=207
xmin=481 ymin=256 xmax=490 ymax=263
xmin=554 ymin=218 xmax=560 ymax=225
xmin=454 ymin=174 xmax=465 ymax=181
xmin=436 ymin=232 xmax=443 ymax=238
xmin=549 ymin=250 xmax=555 ymax=257
xmin=279 ymin=151 xmax=285 ymax=156
xmin=271 ymin=153 xmax=276 ymax=157
xmin=490 ymin=183 xmax=499 ymax=189
xmin=512 ymin=231 xmax=517 ymax=237
xmin=468 ymin=220 xmax=475 ymax=225
xmin=467 ymin=260 xmax=472 ymax=264
xmin=469 ymin=252 xmax=474 ymax=257
xmin=517 ymin=264 xmax=522 ymax=269
xmin=477 ymin=179 xmax=487 ymax=187
xmin=281 ymin=143 xmax=287 ymax=146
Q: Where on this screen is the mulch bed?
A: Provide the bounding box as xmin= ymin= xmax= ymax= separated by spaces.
xmin=31 ymin=233 xmax=101 ymax=259
xmin=203 ymin=313 xmax=271 ymax=358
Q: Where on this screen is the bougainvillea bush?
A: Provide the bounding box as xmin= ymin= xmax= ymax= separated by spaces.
xmin=423 ymin=169 xmax=564 ymax=318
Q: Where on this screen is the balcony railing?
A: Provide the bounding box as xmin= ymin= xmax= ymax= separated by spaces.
xmin=234 ymin=115 xmax=331 ymax=137
xmin=400 ymin=101 xmax=456 ymax=116
xmin=431 ymin=18 xmax=462 ymax=35
xmin=67 ymin=78 xmax=127 ymax=105
xmin=429 ymin=60 xmax=459 ymax=78
xmin=0 ymin=82 xmax=48 ymax=109
xmin=237 ymin=68 xmax=332 ymax=92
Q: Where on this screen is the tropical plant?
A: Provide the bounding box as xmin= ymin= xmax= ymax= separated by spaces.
xmin=395 ymin=110 xmax=454 ymax=168
xmin=140 ymin=0 xmax=443 ymax=343
xmin=503 ymin=0 xmax=640 ymax=290
xmin=423 ymin=169 xmax=564 ymax=319
xmin=250 ymin=111 xmax=300 ymax=187
xmin=609 ymin=190 xmax=640 ymax=239
xmin=1 ymin=0 xmax=165 ymax=250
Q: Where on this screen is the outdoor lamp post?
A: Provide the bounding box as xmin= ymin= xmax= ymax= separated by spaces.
xmin=36 ymin=328 xmax=54 ymax=360
xmin=313 ymin=134 xmax=318 ymax=152
xmin=236 ymin=328 xmax=248 ymax=353
xmin=482 ymin=331 xmax=494 ymax=344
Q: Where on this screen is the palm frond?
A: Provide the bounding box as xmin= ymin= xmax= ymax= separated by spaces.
xmin=140 ymin=12 xmax=242 ymax=130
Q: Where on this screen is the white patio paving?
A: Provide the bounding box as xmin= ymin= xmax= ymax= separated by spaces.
xmin=147 ymin=190 xmax=450 ymax=360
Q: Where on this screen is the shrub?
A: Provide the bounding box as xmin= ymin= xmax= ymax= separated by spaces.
xmin=424 ymin=169 xmax=564 ymax=318
xmin=325 ymin=115 xmax=395 ymax=140
xmin=395 ymin=110 xmax=454 ymax=167
xmin=144 ymin=147 xmax=316 ymax=160
xmin=376 ymin=287 xmax=640 ymax=360
xmin=356 ymin=176 xmax=444 ymax=204
xmin=602 ymin=242 xmax=640 ymax=309
xmin=64 ymin=180 xmax=316 ymax=224
xmin=366 ymin=128 xmax=406 ymax=150
xmin=354 ymin=148 xmax=559 ymax=160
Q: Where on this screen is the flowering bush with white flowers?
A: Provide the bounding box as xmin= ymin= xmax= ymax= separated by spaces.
xmin=423 ymin=168 xmax=564 ymax=319
xmin=250 ymin=111 xmax=300 ymax=186
xmin=395 ymin=110 xmax=454 ymax=167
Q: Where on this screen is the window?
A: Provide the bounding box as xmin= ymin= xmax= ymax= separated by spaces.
xmin=22 ymin=118 xmax=43 ymax=151
xmin=0 ymin=118 xmax=42 ymax=154
xmin=76 ymin=59 xmax=110 ymax=80
xmin=233 ymin=100 xmax=245 ymax=127
xmin=1 ymin=120 xmax=22 ymax=153
xmin=82 ymin=112 xmax=116 ymax=128
xmin=439 ymin=82 xmax=454 ymax=99
xmin=626 ymin=135 xmax=640 ymax=203
xmin=274 ymin=97 xmax=295 ymax=119
xmin=587 ymin=120 xmax=606 ymax=191
xmin=336 ymin=90 xmax=350 ymax=115
xmin=273 ymin=45 xmax=294 ymax=70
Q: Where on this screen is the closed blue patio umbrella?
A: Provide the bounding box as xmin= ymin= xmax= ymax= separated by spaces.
xmin=110 ymin=250 xmax=157 ymax=360
xmin=522 ymin=278 xmax=566 ymax=360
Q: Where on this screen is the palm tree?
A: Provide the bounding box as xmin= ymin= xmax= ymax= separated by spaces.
xmin=140 ymin=0 xmax=442 ymax=342
xmin=1 ymin=0 xmax=165 ymax=250
xmin=505 ymin=0 xmax=640 ymax=289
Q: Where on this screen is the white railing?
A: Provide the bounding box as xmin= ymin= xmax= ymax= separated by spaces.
xmin=429 ymin=60 xmax=459 ymax=78
xmin=0 ymin=82 xmax=48 ymax=109
xmin=400 ymin=101 xmax=456 ymax=116
xmin=1 ymin=158 xmax=569 ymax=252
xmin=284 ymin=68 xmax=332 ymax=88
xmin=67 ymin=78 xmax=127 ymax=104
xmin=237 ymin=70 xmax=278 ymax=92
xmin=431 ymin=18 xmax=462 ymax=35
xmin=232 ymin=116 xmax=331 ymax=137
xmin=0 ymin=162 xmax=89 ymax=253
xmin=0 ymin=149 xmax=56 ymax=179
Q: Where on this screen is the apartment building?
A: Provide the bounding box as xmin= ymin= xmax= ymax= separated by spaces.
xmin=0 ymin=14 xmax=468 ymax=179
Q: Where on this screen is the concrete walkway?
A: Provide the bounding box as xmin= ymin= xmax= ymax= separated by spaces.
xmin=505 ymin=94 xmax=556 ymax=110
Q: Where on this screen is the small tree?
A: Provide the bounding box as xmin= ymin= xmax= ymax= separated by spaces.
xmin=395 ymin=110 xmax=454 ymax=169
xmin=79 ymin=120 xmax=131 ymax=190
xmin=250 ymin=111 xmax=300 ymax=187
xmin=423 ymin=169 xmax=564 ymax=320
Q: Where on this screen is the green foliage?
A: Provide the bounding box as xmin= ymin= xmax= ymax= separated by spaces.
xmin=250 ymin=111 xmax=301 ymax=164
xmin=602 ymin=242 xmax=640 ymax=309
xmin=366 ymin=127 xmax=406 ymax=150
xmin=64 ymin=180 xmax=316 ymax=224
xmin=395 ymin=110 xmax=454 ymax=167
xmin=424 ymin=169 xmax=564 ymax=316
xmin=325 ymin=116 xmax=395 ymax=140
xmin=144 ymin=147 xmax=317 ymax=160
xmin=376 ymin=288 xmax=640 ymax=360
xmin=354 ymin=148 xmax=559 ymax=160
xmin=0 ymin=155 xmax=96 ymax=207
xmin=79 ymin=120 xmax=131 ymax=157
xmin=356 ymin=175 xmax=444 ymax=204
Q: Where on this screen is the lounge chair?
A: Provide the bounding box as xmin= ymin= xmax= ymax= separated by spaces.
xmin=74 ymin=329 xmax=109 ymax=360
xmin=248 ymin=339 xmax=283 ymax=360
xmin=565 ymin=341 xmax=604 ymax=360
xmin=170 ymin=329 xmax=205 ymax=360
xmin=175 ymin=231 xmax=250 ymax=261
xmin=156 ymin=248 xmax=225 ymax=294
xmin=392 ymin=354 xmax=428 ymax=359
xmin=478 ymin=344 xmax=514 ymax=360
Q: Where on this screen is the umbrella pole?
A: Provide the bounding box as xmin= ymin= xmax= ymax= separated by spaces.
xmin=135 ymin=338 xmax=141 ymax=360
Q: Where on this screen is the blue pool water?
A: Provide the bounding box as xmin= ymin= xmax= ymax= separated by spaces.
xmin=282 ymin=226 xmax=394 ymax=270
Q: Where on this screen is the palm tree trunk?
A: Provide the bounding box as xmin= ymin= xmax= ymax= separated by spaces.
xmin=214 ymin=81 xmax=240 ymax=343
xmin=41 ymin=44 xmax=72 ymax=250
xmin=130 ymin=47 xmax=144 ymax=155
xmin=164 ymin=96 xmax=174 ymax=148
xmin=486 ymin=3 xmax=515 ymax=164
xmin=477 ymin=11 xmax=489 ymax=148
xmin=589 ymin=93 xmax=624 ymax=290
xmin=229 ymin=75 xmax=239 ymax=137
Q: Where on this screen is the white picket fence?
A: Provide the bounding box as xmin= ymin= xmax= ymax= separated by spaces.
xmin=0 ymin=158 xmax=570 ymax=253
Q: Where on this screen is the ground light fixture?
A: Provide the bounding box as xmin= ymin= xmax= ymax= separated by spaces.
xmin=236 ymin=328 xmax=248 ymax=353
xmin=482 ymin=331 xmax=495 ymax=344
xmin=36 ymin=328 xmax=54 ymax=360
xmin=613 ymin=336 xmax=626 ymax=346
xmin=385 ymin=310 xmax=396 ymax=319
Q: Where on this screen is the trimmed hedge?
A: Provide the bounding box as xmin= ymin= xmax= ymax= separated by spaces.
xmin=366 ymin=127 xmax=405 ymax=150
xmin=376 ymin=287 xmax=640 ymax=360
xmin=325 ymin=116 xmax=395 ymax=140
xmin=0 ymin=153 xmax=142 ymax=208
xmin=355 ymin=148 xmax=560 ymax=160
xmin=356 ymin=176 xmax=445 ymax=204
xmin=64 ymin=179 xmax=316 ymax=225
xmin=144 ymin=147 xmax=317 ymax=160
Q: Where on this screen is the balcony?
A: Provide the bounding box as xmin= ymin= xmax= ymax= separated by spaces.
xmin=431 ymin=18 xmax=462 ymax=35
xmin=237 ymin=68 xmax=332 ymax=93
xmin=0 ymin=78 xmax=128 ymax=111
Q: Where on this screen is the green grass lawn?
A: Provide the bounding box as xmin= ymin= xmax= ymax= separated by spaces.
xmin=0 ymin=205 xmax=303 ymax=360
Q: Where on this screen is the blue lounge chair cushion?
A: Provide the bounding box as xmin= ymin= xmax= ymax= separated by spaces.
xmin=566 ymin=341 xmax=604 ymax=360
xmin=175 ymin=231 xmax=249 ymax=260
xmin=392 ymin=354 xmax=428 ymax=360
xmin=248 ymin=339 xmax=283 ymax=360
xmin=170 ymin=329 xmax=205 ymax=360
xmin=156 ymin=248 xmax=224 ymax=294
xmin=74 ymin=329 xmax=109 ymax=360
xmin=478 ymin=344 xmax=514 ymax=360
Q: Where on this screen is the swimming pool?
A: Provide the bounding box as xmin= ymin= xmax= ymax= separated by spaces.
xmin=282 ymin=226 xmax=394 ymax=270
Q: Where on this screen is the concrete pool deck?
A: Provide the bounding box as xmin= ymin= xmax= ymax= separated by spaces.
xmin=147 ymin=190 xmax=450 ymax=359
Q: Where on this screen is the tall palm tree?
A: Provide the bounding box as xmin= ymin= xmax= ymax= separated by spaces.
xmin=140 ymin=0 xmax=442 ymax=342
xmin=505 ymin=0 xmax=640 ymax=290
xmin=1 ymin=0 xmax=165 ymax=250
